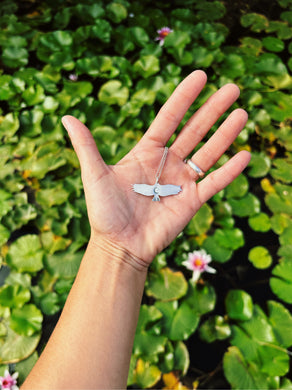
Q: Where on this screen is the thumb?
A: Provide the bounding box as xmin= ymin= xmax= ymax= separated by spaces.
xmin=62 ymin=115 xmax=109 ymax=184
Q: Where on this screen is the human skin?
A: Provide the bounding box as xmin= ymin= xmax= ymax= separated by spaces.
xmin=21 ymin=70 xmax=250 ymax=389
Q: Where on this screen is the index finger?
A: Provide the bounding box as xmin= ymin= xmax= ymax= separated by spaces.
xmin=142 ymin=70 xmax=207 ymax=146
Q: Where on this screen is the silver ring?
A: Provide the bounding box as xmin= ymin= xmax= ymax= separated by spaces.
xmin=185 ymin=159 xmax=205 ymax=178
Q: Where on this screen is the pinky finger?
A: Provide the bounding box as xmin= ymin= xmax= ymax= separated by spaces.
xmin=197 ymin=150 xmax=251 ymax=204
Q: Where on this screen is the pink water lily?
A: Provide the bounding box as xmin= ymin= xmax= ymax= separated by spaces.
xmin=155 ymin=27 xmax=173 ymax=46
xmin=182 ymin=249 xmax=216 ymax=282
xmin=0 ymin=370 xmax=19 ymax=390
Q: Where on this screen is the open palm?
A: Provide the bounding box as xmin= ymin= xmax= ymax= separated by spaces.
xmin=62 ymin=70 xmax=250 ymax=265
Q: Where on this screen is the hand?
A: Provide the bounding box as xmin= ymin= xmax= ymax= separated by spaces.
xmin=62 ymin=70 xmax=250 ymax=266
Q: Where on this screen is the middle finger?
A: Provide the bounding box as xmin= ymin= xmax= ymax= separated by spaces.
xmin=170 ymin=83 xmax=240 ymax=160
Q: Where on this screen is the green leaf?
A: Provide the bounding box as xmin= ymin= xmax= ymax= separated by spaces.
xmin=262 ymin=37 xmax=285 ymax=52
xmin=136 ymin=305 xmax=163 ymax=333
xmin=229 ymin=193 xmax=261 ymax=217
xmin=270 ymin=258 xmax=292 ymax=303
xmin=254 ymin=53 xmax=288 ymax=76
xmin=220 ymin=54 xmax=246 ymax=78
xmin=241 ymin=13 xmax=269 ymax=32
xmin=0 ymin=326 xmax=41 ymax=365
xmin=36 ymin=186 xmax=70 ymax=207
xmin=279 ymin=225 xmax=292 ymax=246
xmin=0 ymin=113 xmax=20 ymax=139
xmin=225 ymin=174 xmax=249 ymax=198
xmin=133 ymin=332 xmax=166 ymax=360
xmin=0 ymin=285 xmax=30 ymax=309
xmin=98 ymin=80 xmax=129 ymax=105
xmin=45 ymin=251 xmax=82 ymax=278
xmin=266 ymin=192 xmax=292 ymax=215
xmin=0 ymin=224 xmax=10 ymax=246
xmin=199 ymin=315 xmax=231 ymax=343
xmin=248 ymin=246 xmax=273 ymax=269
xmin=0 ymin=75 xmax=16 ymax=100
xmin=76 ymin=56 xmax=116 ymax=77
xmin=0 ymin=190 xmax=12 ymax=218
xmin=267 ymin=301 xmax=292 ymax=348
xmin=169 ymin=301 xmax=200 ymax=341
xmin=184 ymin=282 xmax=216 ymax=315
xmin=225 ymin=290 xmax=253 ymax=321
xmin=146 ymin=267 xmax=188 ymax=301
xmin=10 ymin=304 xmax=43 ymax=337
xmin=203 ymin=235 xmax=233 ymax=263
xmin=129 ymin=27 xmax=150 ymax=47
xmin=195 ymin=1 xmax=226 ymax=21
xmin=133 ymin=359 xmax=161 ymax=389
xmin=6 ymin=235 xmax=44 ymax=273
xmin=223 ymin=346 xmax=274 ymax=390
xmin=248 ymin=153 xmax=271 ymax=178
xmin=133 ymin=55 xmax=160 ymax=78
xmin=213 ymin=228 xmax=245 ymax=250
xmin=271 ymin=158 xmax=292 ymax=183
xmin=186 ymin=203 xmax=213 ymax=235
xmin=22 ymin=84 xmax=45 ymax=106
xmin=192 ymin=46 xmax=214 ymax=67
xmin=173 ymin=341 xmax=189 ymax=376
xmin=155 ymin=300 xmax=199 ymax=341
xmin=2 ymin=47 xmax=28 ymax=68
xmin=248 ymin=213 xmax=271 ymax=232
xmin=106 ymin=2 xmax=127 ymax=23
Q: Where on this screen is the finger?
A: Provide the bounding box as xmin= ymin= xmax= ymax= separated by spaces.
xmin=186 ymin=108 xmax=248 ymax=177
xmin=196 ymin=150 xmax=251 ymax=204
xmin=171 ymin=83 xmax=241 ymax=159
xmin=62 ymin=115 xmax=109 ymax=184
xmin=142 ymin=70 xmax=207 ymax=146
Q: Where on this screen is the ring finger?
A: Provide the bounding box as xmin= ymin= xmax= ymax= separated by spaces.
xmin=171 ymin=83 xmax=241 ymax=160
xmin=185 ymin=108 xmax=248 ymax=179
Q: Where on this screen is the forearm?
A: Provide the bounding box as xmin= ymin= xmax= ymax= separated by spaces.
xmin=22 ymin=238 xmax=148 ymax=390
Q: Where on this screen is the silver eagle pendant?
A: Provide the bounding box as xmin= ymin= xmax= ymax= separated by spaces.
xmin=132 ymin=147 xmax=182 ymax=201
xmin=132 ymin=182 xmax=182 ymax=201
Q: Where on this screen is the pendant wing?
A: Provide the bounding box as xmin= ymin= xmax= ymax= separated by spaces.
xmin=132 ymin=184 xmax=155 ymax=196
xmin=158 ymin=184 xmax=182 ymax=197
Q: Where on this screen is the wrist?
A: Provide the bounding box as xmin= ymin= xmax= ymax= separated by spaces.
xmin=87 ymin=234 xmax=149 ymax=274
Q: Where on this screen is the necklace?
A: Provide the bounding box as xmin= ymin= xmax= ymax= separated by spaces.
xmin=132 ymin=147 xmax=182 ymax=201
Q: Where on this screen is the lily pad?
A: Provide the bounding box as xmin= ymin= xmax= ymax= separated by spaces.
xmin=229 ymin=193 xmax=261 ymax=217
xmin=199 ymin=315 xmax=231 ymax=343
xmin=267 ymin=300 xmax=292 ymax=348
xmin=133 ymin=55 xmax=160 ymax=78
xmin=248 ymin=153 xmax=271 ymax=178
xmin=6 ymin=235 xmax=44 ymax=273
xmin=223 ymin=346 xmax=277 ymax=390
xmin=225 ymin=289 xmax=253 ymax=321
xmin=132 ymin=359 xmax=161 ymax=389
xmin=155 ymin=300 xmax=200 ymax=341
xmin=10 ymin=304 xmax=43 ymax=336
xmin=0 ymin=325 xmax=41 ymax=364
xmin=45 ymin=250 xmax=82 ymax=278
xmin=248 ymin=213 xmax=271 ymax=232
xmin=146 ymin=267 xmax=188 ymax=301
xmin=186 ymin=203 xmax=213 ymax=235
xmin=241 ymin=13 xmax=269 ymax=32
xmin=213 ymin=228 xmax=245 ymax=250
xmin=184 ymin=282 xmax=216 ymax=315
xmin=270 ymin=258 xmax=292 ymax=303
xmin=0 ymin=285 xmax=30 ymax=309
xmin=248 ymin=246 xmax=273 ymax=269
xmin=262 ymin=37 xmax=285 ymax=52
xmin=271 ymin=158 xmax=292 ymax=183
xmin=98 ymin=80 xmax=129 ymax=105
xmin=202 ymin=235 xmax=233 ymax=263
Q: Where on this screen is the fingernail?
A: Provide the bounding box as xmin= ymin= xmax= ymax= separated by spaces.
xmin=62 ymin=116 xmax=73 ymax=135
